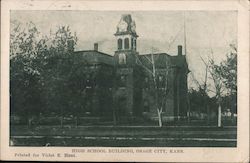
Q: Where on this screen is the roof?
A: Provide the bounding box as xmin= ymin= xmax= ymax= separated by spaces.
xmin=73 ymin=50 xmax=188 ymax=71
xmin=73 ymin=50 xmax=114 ymax=66
xmin=171 ymin=55 xmax=189 ymax=70
xmin=115 ymin=14 xmax=138 ymax=37
xmin=138 ymin=53 xmax=189 ymax=70
xmin=122 ymin=14 xmax=133 ymax=25
xmin=138 ymin=53 xmax=171 ymax=69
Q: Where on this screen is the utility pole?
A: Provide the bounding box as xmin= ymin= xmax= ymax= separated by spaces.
xmin=184 ymin=11 xmax=187 ymax=56
xmin=183 ymin=11 xmax=187 ymax=122
xmin=183 ymin=11 xmax=191 ymax=122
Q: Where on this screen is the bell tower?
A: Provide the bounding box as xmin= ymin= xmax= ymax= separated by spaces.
xmin=114 ymin=14 xmax=139 ymax=67
xmin=113 ymin=14 xmax=140 ymax=120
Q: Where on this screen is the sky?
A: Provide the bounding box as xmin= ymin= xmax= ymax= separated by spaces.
xmin=10 ymin=10 xmax=237 ymax=92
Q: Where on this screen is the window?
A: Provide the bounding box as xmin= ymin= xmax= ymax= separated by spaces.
xmin=121 ymin=75 xmax=126 ymax=82
xmin=131 ymin=38 xmax=134 ymax=49
xmin=131 ymin=38 xmax=136 ymax=50
xmin=119 ymin=75 xmax=126 ymax=87
xmin=118 ymin=53 xmax=126 ymax=64
xmin=134 ymin=39 xmax=136 ymax=50
xmin=118 ymin=39 xmax=122 ymax=50
xmin=158 ymin=75 xmax=165 ymax=88
xmin=124 ymin=38 xmax=129 ymax=49
xmin=86 ymin=74 xmax=92 ymax=88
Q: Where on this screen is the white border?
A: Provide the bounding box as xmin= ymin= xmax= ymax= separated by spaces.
xmin=1 ymin=0 xmax=249 ymax=162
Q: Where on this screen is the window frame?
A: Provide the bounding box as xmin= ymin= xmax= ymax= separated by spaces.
xmin=124 ymin=38 xmax=129 ymax=49
xmin=118 ymin=38 xmax=123 ymax=50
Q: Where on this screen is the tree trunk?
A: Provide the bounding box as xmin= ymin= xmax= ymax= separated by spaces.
xmin=230 ymin=92 xmax=235 ymax=124
xmin=218 ymin=104 xmax=222 ymax=127
xmin=157 ymin=108 xmax=163 ymax=127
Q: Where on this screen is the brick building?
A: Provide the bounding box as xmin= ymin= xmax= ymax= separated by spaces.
xmin=73 ymin=14 xmax=189 ymax=123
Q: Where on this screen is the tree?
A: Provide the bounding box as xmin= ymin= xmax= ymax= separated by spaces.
xmin=41 ymin=25 xmax=78 ymax=127
xmin=49 ymin=26 xmax=77 ymax=55
xmin=208 ymin=59 xmax=225 ymax=127
xmin=136 ymin=48 xmax=172 ymax=127
xmin=66 ymin=58 xmax=89 ymax=127
xmin=10 ymin=21 xmax=48 ymax=126
xmin=218 ymin=44 xmax=237 ymax=120
xmin=188 ymin=88 xmax=210 ymax=113
xmin=200 ymin=54 xmax=225 ymax=127
xmin=10 ymin=21 xmax=79 ymax=127
xmin=220 ymin=44 xmax=237 ymax=93
xmin=190 ymin=56 xmax=211 ymax=123
xmin=205 ymin=43 xmax=237 ymax=126
xmin=192 ymin=43 xmax=237 ymax=127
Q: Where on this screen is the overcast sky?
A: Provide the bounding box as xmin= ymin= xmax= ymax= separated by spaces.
xmin=11 ymin=10 xmax=237 ymax=91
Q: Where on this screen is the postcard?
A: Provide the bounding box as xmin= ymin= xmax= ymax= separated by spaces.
xmin=1 ymin=0 xmax=249 ymax=162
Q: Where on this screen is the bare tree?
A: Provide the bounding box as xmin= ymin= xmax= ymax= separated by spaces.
xmin=136 ymin=48 xmax=171 ymax=127
xmin=201 ymin=56 xmax=224 ymax=127
xmin=210 ymin=61 xmax=224 ymax=127
xmin=198 ymin=57 xmax=211 ymax=124
xmin=134 ymin=22 xmax=185 ymax=126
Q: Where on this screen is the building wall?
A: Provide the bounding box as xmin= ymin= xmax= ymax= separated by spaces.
xmin=140 ymin=66 xmax=176 ymax=122
xmin=72 ymin=49 xmax=188 ymax=122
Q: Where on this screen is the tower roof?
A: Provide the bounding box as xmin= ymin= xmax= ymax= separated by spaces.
xmin=121 ymin=14 xmax=133 ymax=25
xmin=115 ymin=14 xmax=138 ymax=37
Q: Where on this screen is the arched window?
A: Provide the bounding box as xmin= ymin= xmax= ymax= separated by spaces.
xmin=124 ymin=38 xmax=129 ymax=49
xmin=134 ymin=39 xmax=136 ymax=50
xmin=131 ymin=38 xmax=134 ymax=49
xmin=118 ymin=39 xmax=122 ymax=50
xmin=118 ymin=53 xmax=126 ymax=64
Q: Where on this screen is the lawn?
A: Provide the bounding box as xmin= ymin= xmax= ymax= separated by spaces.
xmin=10 ymin=125 xmax=237 ymax=147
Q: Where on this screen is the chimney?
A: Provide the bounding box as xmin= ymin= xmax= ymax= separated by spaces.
xmin=178 ymin=45 xmax=182 ymax=56
xmin=94 ymin=43 xmax=98 ymax=51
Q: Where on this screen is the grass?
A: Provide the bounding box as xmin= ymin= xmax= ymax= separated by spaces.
xmin=10 ymin=124 xmax=237 ymax=147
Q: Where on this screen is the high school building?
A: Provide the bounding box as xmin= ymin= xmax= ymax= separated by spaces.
xmin=74 ymin=14 xmax=189 ymax=123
